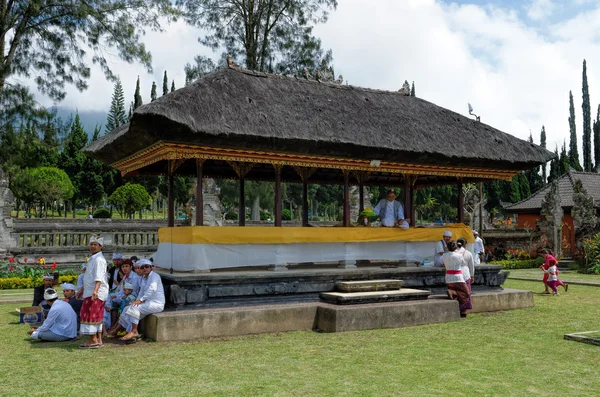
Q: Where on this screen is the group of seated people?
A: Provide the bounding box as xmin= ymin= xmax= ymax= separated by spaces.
xmin=29 ymin=252 xmax=165 ymax=344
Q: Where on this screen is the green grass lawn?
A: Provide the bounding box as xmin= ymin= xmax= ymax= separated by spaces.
xmin=509 ymin=269 xmax=600 ymax=284
xmin=1 ymin=279 xmax=600 ymax=396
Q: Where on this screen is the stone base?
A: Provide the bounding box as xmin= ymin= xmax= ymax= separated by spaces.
xmin=335 ymin=279 xmax=404 ymax=292
xmin=320 ymin=288 xmax=429 ymax=305
xmin=470 ymin=288 xmax=534 ymax=313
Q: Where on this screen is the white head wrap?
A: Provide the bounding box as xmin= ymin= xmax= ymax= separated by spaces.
xmin=123 ymin=282 xmax=134 ymax=290
xmin=473 ymin=230 xmax=479 ymax=235
xmin=61 ymin=283 xmax=75 ymax=291
xmin=44 ymin=288 xmax=58 ymax=300
xmin=112 ymin=253 xmax=123 ymax=260
xmin=42 ymin=274 xmax=54 ymax=280
xmin=136 ymin=258 xmax=152 ymax=267
xmin=89 ymin=235 xmax=104 ymax=246
xmin=443 ymin=230 xmax=453 ymax=237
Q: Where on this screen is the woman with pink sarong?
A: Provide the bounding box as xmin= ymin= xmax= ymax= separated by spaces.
xmin=443 ymin=240 xmax=472 ymax=318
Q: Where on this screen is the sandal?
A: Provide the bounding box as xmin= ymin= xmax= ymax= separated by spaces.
xmin=79 ymin=344 xmax=100 ymax=349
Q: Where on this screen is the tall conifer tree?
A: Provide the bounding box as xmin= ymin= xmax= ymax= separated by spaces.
xmin=540 ymin=125 xmax=547 ymax=182
xmin=560 ymin=141 xmax=570 ymax=175
xmin=548 ymin=145 xmax=560 ymax=183
xmin=150 ymin=82 xmax=157 ymax=102
xmin=594 ymin=105 xmax=600 ymax=171
xmin=171 ymin=80 xmax=176 ymax=93
xmin=410 ymin=81 xmax=415 ymax=97
xmin=582 ymin=60 xmax=592 ymax=171
xmin=568 ymin=90 xmax=582 ymax=171
xmin=105 ymin=78 xmax=126 ymax=133
xmin=162 ymin=71 xmax=169 ymax=96
xmin=133 ymin=76 xmax=143 ymax=110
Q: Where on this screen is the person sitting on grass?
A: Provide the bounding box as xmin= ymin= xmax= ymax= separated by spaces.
xmin=61 ymin=283 xmax=82 ymax=327
xmin=107 ymin=259 xmax=165 ymax=342
xmin=28 ymin=288 xmax=77 ymax=342
xmin=32 ymin=274 xmax=55 ymax=310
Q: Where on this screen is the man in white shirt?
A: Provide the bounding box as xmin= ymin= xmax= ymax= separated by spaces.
xmin=76 ymin=235 xmax=109 ymax=349
xmin=473 ymin=231 xmax=485 ymax=265
xmin=372 ymin=190 xmax=410 ymax=228
xmin=28 ymin=288 xmax=77 ymax=342
xmin=434 ymin=230 xmax=453 ymax=266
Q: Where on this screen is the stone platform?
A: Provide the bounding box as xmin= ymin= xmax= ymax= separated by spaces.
xmin=140 ymin=288 xmax=533 ymax=341
xmin=157 ymin=263 xmax=509 ymax=309
xmin=320 ymin=288 xmax=430 ymax=305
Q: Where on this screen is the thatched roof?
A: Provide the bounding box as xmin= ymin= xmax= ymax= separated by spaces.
xmin=84 ymin=67 xmax=553 ymax=177
xmin=506 ymin=171 xmax=600 ymax=212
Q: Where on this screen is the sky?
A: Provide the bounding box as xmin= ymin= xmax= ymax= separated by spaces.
xmin=27 ymin=0 xmax=600 ymax=157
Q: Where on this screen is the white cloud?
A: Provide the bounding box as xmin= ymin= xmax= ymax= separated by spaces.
xmin=23 ymin=0 xmax=600 ymax=162
xmin=527 ymin=0 xmax=555 ymax=21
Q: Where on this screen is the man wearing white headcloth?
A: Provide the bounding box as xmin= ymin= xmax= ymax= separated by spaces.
xmin=76 ymin=235 xmax=109 ymax=349
xmin=473 ymin=231 xmax=484 ymax=265
xmin=434 ymin=230 xmax=453 ymax=267
xmin=61 ymin=283 xmax=82 ymax=326
xmin=28 ymin=288 xmax=77 ymax=342
xmin=32 ymin=273 xmax=55 ymax=308
xmin=109 ymin=259 xmax=165 ymax=341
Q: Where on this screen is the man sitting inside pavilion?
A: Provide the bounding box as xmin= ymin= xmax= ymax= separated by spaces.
xmin=28 ymin=288 xmax=77 ymax=342
xmin=372 ymin=190 xmax=410 ymax=228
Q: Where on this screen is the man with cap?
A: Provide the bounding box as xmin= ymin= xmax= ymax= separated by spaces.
xmin=61 ymin=283 xmax=82 ymax=326
xmin=28 ymin=288 xmax=77 ymax=342
xmin=108 ymin=253 xmax=124 ymax=291
xmin=109 ymin=258 xmax=165 ymax=341
xmin=32 ymin=274 xmax=55 ymax=310
xmin=76 ymin=235 xmax=109 ymax=348
xmin=473 ymin=231 xmax=484 ymax=265
xmin=434 ymin=230 xmax=453 ymax=267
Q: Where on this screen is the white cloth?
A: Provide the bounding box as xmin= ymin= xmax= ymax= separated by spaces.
xmin=442 ymin=251 xmax=465 ymax=284
xmin=434 ymin=240 xmax=447 ymax=267
xmin=139 ymin=271 xmax=165 ymax=305
xmin=372 ymin=199 xmax=407 ymax=228
xmin=77 ymin=273 xmax=84 ymax=291
xmin=457 ymin=247 xmax=475 ymax=281
xmin=545 ymin=265 xmax=558 ymax=281
xmin=110 ymin=272 xmax=141 ymax=307
xmin=82 ymin=251 xmax=109 ymax=301
xmin=34 ymin=300 xmax=77 ymax=339
xmin=118 ymin=301 xmax=164 ymax=332
xmin=474 ymin=237 xmax=484 ymax=254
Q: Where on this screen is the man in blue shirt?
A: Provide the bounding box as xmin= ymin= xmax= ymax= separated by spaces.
xmin=28 ymin=288 xmax=77 ymax=342
xmin=372 ymin=190 xmax=410 ymax=228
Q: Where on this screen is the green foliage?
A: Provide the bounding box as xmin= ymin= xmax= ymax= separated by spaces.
xmin=559 ymin=141 xmax=570 ymax=175
xmin=572 ymin=179 xmax=598 ymax=238
xmin=0 ymin=275 xmax=78 ymax=290
xmin=150 ymin=82 xmax=157 ymax=102
xmin=58 ymin=113 xmax=89 ymax=214
xmin=179 ymin=0 xmax=338 ymax=74
xmin=281 ymin=208 xmax=292 ymax=221
xmin=108 ymin=183 xmax=151 ymax=219
xmin=171 ymin=80 xmax=176 ymax=93
xmin=595 ymin=105 xmax=600 ymax=172
xmin=568 ymin=90 xmax=583 ymax=171
xmin=582 ymin=60 xmax=592 ymax=172
xmin=134 ymin=76 xmax=143 ymax=110
xmin=163 ymin=71 xmax=169 ymax=96
xmin=224 ymin=209 xmax=238 ymax=220
xmin=106 ymin=78 xmax=127 ymax=133
xmin=185 ymin=55 xmax=218 ymax=85
xmin=0 ymin=0 xmax=178 ymax=102
xmin=29 ymin=167 xmax=75 ymax=215
xmin=548 ymin=145 xmax=560 ymax=183
xmin=92 ymin=208 xmax=112 ymax=219
xmin=488 ymin=257 xmax=544 ymax=269
xmin=540 ymin=125 xmax=547 ymax=182
xmin=583 ymin=234 xmax=600 ymax=274
xmin=410 ymin=81 xmax=415 ymax=97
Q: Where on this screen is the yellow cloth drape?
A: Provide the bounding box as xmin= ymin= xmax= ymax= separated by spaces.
xmin=158 ymin=224 xmax=474 ymax=245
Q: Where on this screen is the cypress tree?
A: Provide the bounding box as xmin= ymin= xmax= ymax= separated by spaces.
xmin=509 ymin=175 xmax=521 ymax=203
xmin=171 ymin=80 xmax=176 ymax=93
xmin=582 ymin=60 xmax=592 ymax=171
xmin=568 ymin=90 xmax=583 ymax=171
xmin=150 ymin=82 xmax=157 ymax=102
xmin=133 ymin=76 xmax=143 ymax=109
xmin=91 ymin=125 xmax=101 ymax=142
xmin=410 ymin=81 xmax=415 ymax=97
xmin=560 ymin=141 xmax=570 ymax=175
xmin=540 ymin=125 xmax=547 ymax=182
xmin=594 ymin=105 xmax=600 ymax=171
xmin=518 ymin=172 xmax=531 ymax=200
xmin=106 ymin=78 xmax=127 ymax=133
xmin=525 ymin=132 xmax=543 ymax=193
xmin=548 ymin=145 xmax=559 ymax=183
xmin=162 ymin=71 xmax=169 ymax=96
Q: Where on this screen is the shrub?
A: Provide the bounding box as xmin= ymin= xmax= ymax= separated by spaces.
xmin=260 ymin=210 xmax=271 ymax=221
xmin=225 ymin=210 xmax=238 ymax=220
xmin=0 ymin=275 xmax=78 ymax=290
xmin=489 ymin=257 xmax=544 ymax=269
xmin=281 ymin=209 xmax=292 ymax=221
xmin=583 ymin=234 xmax=600 ymax=274
xmin=93 ymin=208 xmax=111 ymax=218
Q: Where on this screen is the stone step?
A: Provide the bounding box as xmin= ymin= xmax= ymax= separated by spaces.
xmin=335 ymin=279 xmax=404 ymax=292
xmin=320 ymin=288 xmax=430 ymax=305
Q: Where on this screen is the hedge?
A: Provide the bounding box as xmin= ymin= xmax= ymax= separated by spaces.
xmin=0 ymin=275 xmax=78 ymax=290
xmin=488 ymin=257 xmax=544 ymax=269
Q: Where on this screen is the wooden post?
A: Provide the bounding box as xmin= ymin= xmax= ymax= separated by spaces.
xmin=479 ymin=182 xmax=484 ymax=234
xmin=410 ymin=183 xmax=416 ymax=227
xmin=457 ymin=179 xmax=464 ymax=224
xmin=195 ymin=159 xmax=204 ymax=226
xmin=403 ymin=175 xmax=411 ymax=224
xmin=302 ymin=178 xmax=309 ymax=227
xmin=239 ymin=174 xmax=245 ymax=226
xmin=343 ymin=170 xmax=351 ymax=227
xmin=359 ymin=183 xmax=365 ymax=214
xmin=167 ymin=161 xmax=174 ymax=227
xmin=274 ymin=165 xmax=282 ymax=226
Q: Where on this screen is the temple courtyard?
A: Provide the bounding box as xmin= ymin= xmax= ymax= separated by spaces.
xmin=2 ymin=278 xmax=599 ymax=396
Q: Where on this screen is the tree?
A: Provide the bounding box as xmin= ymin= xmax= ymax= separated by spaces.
xmin=594 ymin=105 xmax=600 ymax=172
xmin=568 ymin=90 xmax=582 ymax=171
xmin=178 ymin=0 xmax=338 ymax=73
xmin=548 ymin=145 xmax=560 ymax=183
xmin=134 ymin=76 xmax=143 ymax=110
xmin=582 ymin=60 xmax=592 ymax=171
xmin=518 ymin=172 xmax=531 ymax=200
xmin=509 ymin=175 xmax=521 ymax=203
xmin=0 ymin=1 xmax=178 ymax=101
xmin=525 ymin=132 xmax=543 ymax=194
xmin=185 ymin=55 xmax=218 ymax=85
xmin=150 ymin=82 xmax=157 ymax=102
xmin=106 ymin=78 xmax=127 ymax=133
xmin=162 ymin=71 xmax=169 ymax=96
xmin=572 ymin=179 xmax=598 ymax=239
xmin=171 ymin=80 xmax=176 ymax=93
xmin=559 ymin=141 xmax=570 ymax=176
xmin=540 ymin=125 xmax=547 ymax=182
xmin=108 ymin=183 xmax=151 ymax=219
xmin=539 ymin=180 xmax=563 ymax=256
xmin=29 ymin=167 xmax=75 ymax=217
xmin=58 ymin=113 xmax=88 ymax=217
xmin=410 ymin=81 xmax=415 ymax=97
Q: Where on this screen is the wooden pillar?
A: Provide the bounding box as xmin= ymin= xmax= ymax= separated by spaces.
xmin=195 ymin=159 xmax=204 ymax=226
xmin=274 ymin=165 xmax=282 ymax=227
xmin=479 ymin=182 xmax=484 ymax=234
xmin=343 ymin=170 xmax=351 ymax=227
xmin=302 ymin=178 xmax=309 ymax=227
xmin=410 ymin=176 xmax=416 ymax=227
xmin=359 ymin=182 xmax=365 ymax=214
xmin=457 ymin=179 xmax=464 ymax=224
xmin=403 ymin=175 xmax=411 ymax=223
xmin=167 ymin=162 xmax=174 ymax=227
xmin=239 ymin=174 xmax=245 ymax=226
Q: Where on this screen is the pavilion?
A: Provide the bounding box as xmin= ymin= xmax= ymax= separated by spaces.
xmin=83 ymin=65 xmax=553 ymax=275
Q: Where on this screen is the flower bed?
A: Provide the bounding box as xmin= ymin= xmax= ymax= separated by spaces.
xmin=489 ymin=257 xmax=544 ymax=269
xmin=0 ymin=275 xmax=78 ymax=290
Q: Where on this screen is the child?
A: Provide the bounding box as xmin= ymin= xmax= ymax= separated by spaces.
xmin=540 ymin=250 xmax=568 ymax=294
xmin=119 ymin=282 xmax=137 ymax=314
xmin=544 ymin=258 xmax=560 ymax=296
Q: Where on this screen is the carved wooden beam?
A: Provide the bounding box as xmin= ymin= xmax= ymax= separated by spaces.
xmin=228 ymin=161 xmax=254 ymax=178
xmin=293 ymin=166 xmax=316 ymax=182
